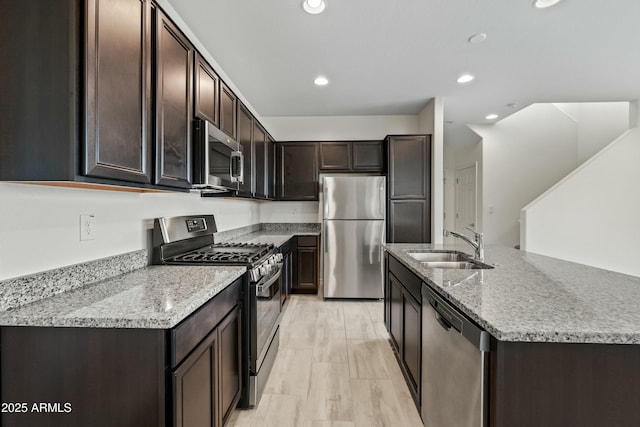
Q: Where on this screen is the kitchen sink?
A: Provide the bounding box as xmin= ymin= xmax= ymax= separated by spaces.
xmin=421 ymin=260 xmax=494 ymax=269
xmin=407 ymin=251 xmax=494 ymax=270
xmin=407 ymin=251 xmax=469 ymax=263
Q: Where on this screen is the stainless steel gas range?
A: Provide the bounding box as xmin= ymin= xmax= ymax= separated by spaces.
xmin=152 ymin=215 xmax=282 ymax=408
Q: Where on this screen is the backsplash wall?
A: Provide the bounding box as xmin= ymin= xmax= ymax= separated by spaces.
xmin=0 ymin=183 xmax=264 ymax=281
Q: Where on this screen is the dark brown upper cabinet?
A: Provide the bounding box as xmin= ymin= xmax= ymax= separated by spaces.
xmin=154 ymin=9 xmax=193 ymax=189
xmin=276 ymin=142 xmax=319 ymax=201
xmin=220 ymin=82 xmax=237 ymax=139
xmin=85 ymin=0 xmax=152 ymax=184
xmin=318 ymin=141 xmax=384 ymax=172
xmin=253 ymin=121 xmax=267 ymax=199
xmin=266 ymin=135 xmax=276 ymax=200
xmin=388 ymin=135 xmax=430 ymax=199
xmin=193 ymin=52 xmax=219 ymax=127
xmin=0 ymin=0 xmax=202 ymax=191
xmin=237 ymin=102 xmax=254 ymax=196
xmin=386 ymin=135 xmax=432 ymax=243
xmin=353 ymin=140 xmax=385 ymax=171
xmin=319 ymin=142 xmax=351 ymax=170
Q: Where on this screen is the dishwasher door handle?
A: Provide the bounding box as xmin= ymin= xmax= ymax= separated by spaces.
xmin=435 ymin=312 xmax=452 ymax=331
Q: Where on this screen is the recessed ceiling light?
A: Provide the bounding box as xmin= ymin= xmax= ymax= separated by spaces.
xmin=303 ymin=0 xmax=326 ymax=14
xmin=457 ymin=74 xmax=475 ymax=84
xmin=533 ymin=0 xmax=561 ymax=8
xmin=468 ymin=33 xmax=487 ymax=44
xmin=314 ymin=76 xmax=329 ymax=86
xmin=485 ymin=114 xmax=499 ymax=120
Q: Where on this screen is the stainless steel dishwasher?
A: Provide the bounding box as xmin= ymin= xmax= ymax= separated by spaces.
xmin=421 ymin=285 xmax=490 ymax=426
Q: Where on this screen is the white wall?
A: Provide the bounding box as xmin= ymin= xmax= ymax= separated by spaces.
xmin=417 ymin=98 xmax=444 ymax=243
xmin=554 ymin=102 xmax=629 ymax=163
xmin=261 ymin=115 xmax=418 ymax=141
xmin=521 ymin=128 xmax=640 ymax=277
xmin=0 ymin=183 xmax=260 ymax=281
xmin=470 ymin=104 xmax=578 ymax=247
xmin=470 ymin=102 xmax=629 ymax=247
xmin=453 ymin=139 xmax=483 ymax=233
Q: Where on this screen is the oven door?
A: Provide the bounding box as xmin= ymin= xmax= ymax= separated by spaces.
xmin=253 ymin=263 xmax=282 ymax=371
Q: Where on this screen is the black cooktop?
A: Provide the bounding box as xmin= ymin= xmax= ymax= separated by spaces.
xmin=169 ymin=242 xmax=275 ymax=265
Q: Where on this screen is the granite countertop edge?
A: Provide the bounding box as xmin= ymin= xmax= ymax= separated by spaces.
xmin=0 ymin=265 xmax=246 ymax=329
xmin=384 ymin=244 xmax=640 ymax=345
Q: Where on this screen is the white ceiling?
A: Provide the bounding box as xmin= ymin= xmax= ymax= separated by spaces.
xmin=167 ymin=0 xmax=640 ymax=145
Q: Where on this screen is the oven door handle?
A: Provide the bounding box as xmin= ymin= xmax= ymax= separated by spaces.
xmin=256 ymin=263 xmax=283 ymax=294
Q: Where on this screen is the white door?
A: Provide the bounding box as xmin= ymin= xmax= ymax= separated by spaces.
xmin=455 ymin=164 xmax=477 ymax=233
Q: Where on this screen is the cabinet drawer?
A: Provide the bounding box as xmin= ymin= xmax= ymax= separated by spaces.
xmin=172 ymin=276 xmax=241 ymax=368
xmin=297 ymin=236 xmax=317 ymax=247
xmin=388 ymin=255 xmax=421 ymax=302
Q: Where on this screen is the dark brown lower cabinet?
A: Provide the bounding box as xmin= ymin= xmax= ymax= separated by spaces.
xmin=292 ymin=236 xmax=319 ymax=294
xmin=0 ymin=278 xmax=242 ymax=427
xmin=490 ymin=340 xmax=640 ymax=427
xmin=173 ymin=305 xmax=241 ymax=427
xmin=386 ymin=267 xmax=421 ymax=408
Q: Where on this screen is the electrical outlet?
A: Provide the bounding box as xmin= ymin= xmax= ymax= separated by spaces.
xmin=80 ymin=214 xmax=96 ymax=241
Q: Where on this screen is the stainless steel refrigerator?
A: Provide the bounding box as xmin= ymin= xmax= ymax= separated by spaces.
xmin=323 ymin=176 xmax=386 ymax=299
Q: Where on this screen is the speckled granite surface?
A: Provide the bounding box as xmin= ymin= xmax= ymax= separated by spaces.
xmin=0 ymin=250 xmax=148 ymax=311
xmin=384 ymin=244 xmax=640 ymax=344
xmin=0 ymin=265 xmax=245 ymax=329
xmin=217 ymin=223 xmax=321 ymax=247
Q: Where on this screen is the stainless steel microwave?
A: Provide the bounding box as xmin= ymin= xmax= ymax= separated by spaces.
xmin=193 ymin=119 xmax=244 ymax=193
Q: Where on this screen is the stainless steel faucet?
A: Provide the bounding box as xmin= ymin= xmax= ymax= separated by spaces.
xmin=444 ymin=227 xmax=484 ymax=260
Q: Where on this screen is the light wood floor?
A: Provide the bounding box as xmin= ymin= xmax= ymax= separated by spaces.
xmin=227 ymin=294 xmax=424 ymax=427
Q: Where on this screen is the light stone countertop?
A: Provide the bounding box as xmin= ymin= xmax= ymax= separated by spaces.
xmin=234 ymin=230 xmax=320 ymax=247
xmin=0 ymin=265 xmax=246 ymax=329
xmin=384 ymin=243 xmax=640 ymax=344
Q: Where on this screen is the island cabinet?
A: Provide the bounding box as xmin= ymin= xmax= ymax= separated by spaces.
xmin=384 ymin=254 xmax=422 ymax=408
xmin=0 ymin=277 xmax=243 ymax=427
xmin=489 ymin=340 xmax=640 ymax=427
xmin=276 ymin=142 xmax=319 ymax=201
xmin=386 ymin=135 xmax=432 ymax=243
xmin=291 ymin=236 xmax=319 ymax=294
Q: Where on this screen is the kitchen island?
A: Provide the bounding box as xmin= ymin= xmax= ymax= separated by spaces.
xmin=384 ymin=243 xmax=640 ymax=427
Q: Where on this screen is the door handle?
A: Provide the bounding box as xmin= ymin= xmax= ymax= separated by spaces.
xmin=435 ymin=311 xmax=452 ymax=331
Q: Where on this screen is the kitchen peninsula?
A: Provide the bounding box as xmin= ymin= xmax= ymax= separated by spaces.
xmin=385 ymin=243 xmax=640 ymax=427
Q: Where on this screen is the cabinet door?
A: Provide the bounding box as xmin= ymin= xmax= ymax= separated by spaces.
xmin=353 ymin=141 xmax=384 ymax=171
xmin=294 ymin=247 xmax=318 ymax=292
xmin=266 ymin=135 xmax=276 ymax=199
xmin=388 ymin=274 xmax=403 ymax=353
xmin=253 ymin=122 xmax=267 ymax=199
xmin=276 ymin=143 xmax=318 ymax=201
xmin=237 ymin=102 xmax=253 ymax=196
xmin=388 ymin=199 xmax=430 ymax=243
xmin=173 ymin=329 xmax=217 ymax=427
xmin=85 ymin=0 xmax=152 ymax=184
xmin=403 ymin=292 xmax=421 ymax=402
xmin=154 ymin=10 xmax=193 ymax=188
xmin=319 ymin=142 xmax=351 ymax=170
xmin=388 ymin=135 xmax=431 ymax=199
xmin=194 ymin=52 xmax=219 ymax=126
xmin=217 ymin=306 xmax=242 ymax=427
xmin=220 ymin=82 xmax=237 ymax=139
